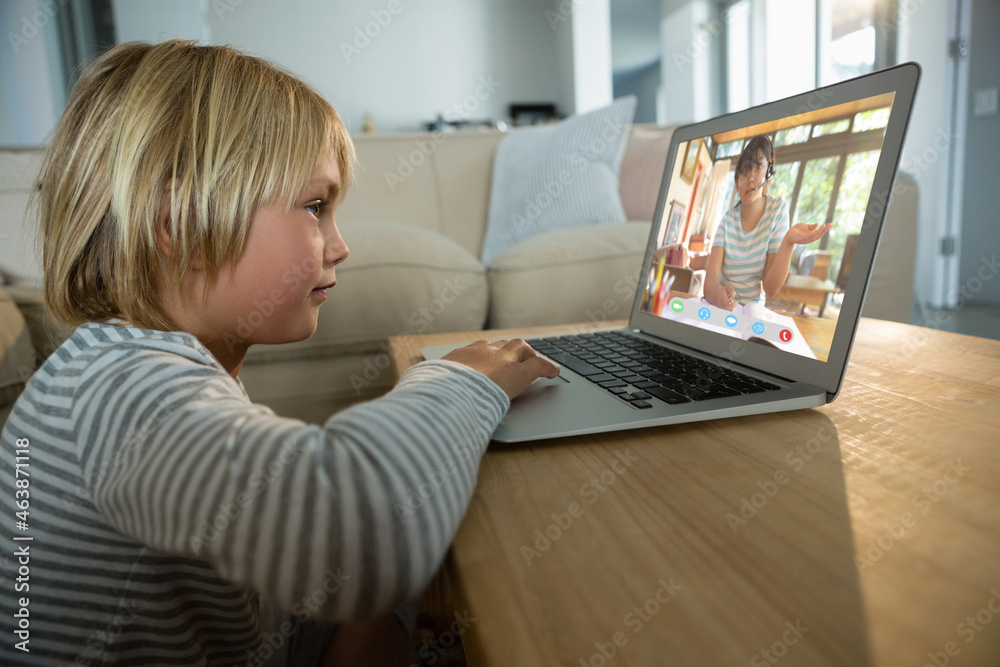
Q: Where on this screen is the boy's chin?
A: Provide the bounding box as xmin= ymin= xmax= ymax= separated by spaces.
xmin=254 ymin=320 xmax=320 ymax=346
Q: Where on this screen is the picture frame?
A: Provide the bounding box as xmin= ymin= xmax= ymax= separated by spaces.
xmin=680 ymin=139 xmax=701 ymax=184
xmin=665 ymin=200 xmax=686 ymax=245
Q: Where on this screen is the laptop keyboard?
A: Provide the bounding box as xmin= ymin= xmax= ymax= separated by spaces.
xmin=526 ymin=331 xmax=780 ymax=410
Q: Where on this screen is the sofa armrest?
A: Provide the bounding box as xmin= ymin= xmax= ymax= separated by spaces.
xmin=3 ymin=286 xmax=73 ymax=360
xmin=1 ymin=287 xmax=39 ymax=413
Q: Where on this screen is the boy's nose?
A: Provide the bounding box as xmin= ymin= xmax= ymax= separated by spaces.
xmin=326 ymin=223 xmax=349 ymax=267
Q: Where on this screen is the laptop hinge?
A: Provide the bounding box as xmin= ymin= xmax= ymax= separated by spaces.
xmin=627 ymin=329 xmax=798 ymax=385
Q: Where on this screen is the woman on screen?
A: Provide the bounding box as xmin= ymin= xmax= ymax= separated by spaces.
xmin=704 ymin=135 xmax=831 ymax=310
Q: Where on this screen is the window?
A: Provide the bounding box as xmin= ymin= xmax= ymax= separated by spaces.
xmin=812 ymin=119 xmax=851 ymax=137
xmin=775 ymin=125 xmax=811 ymax=147
xmin=795 ymin=156 xmax=839 ymax=227
xmin=818 ymin=0 xmax=878 ymax=86
xmin=717 ymin=139 xmax=745 ymax=158
xmin=764 ymin=0 xmax=816 ymax=103
xmin=770 ymin=161 xmax=801 ymax=201
xmin=726 ymin=0 xmax=752 ymax=112
xmin=722 ymin=0 xmax=896 ymax=113
xmin=853 ymin=107 xmax=890 ymax=132
xmin=829 ymin=149 xmax=880 ymax=276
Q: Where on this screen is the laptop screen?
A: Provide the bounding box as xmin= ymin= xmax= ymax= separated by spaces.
xmin=639 ymin=91 xmax=896 ymax=364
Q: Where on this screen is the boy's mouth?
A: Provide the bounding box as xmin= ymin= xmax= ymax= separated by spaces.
xmin=311 ymin=280 xmax=336 ymax=297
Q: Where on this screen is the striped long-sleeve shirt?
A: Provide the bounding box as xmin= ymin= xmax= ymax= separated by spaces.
xmin=0 ymin=321 xmax=508 ymax=665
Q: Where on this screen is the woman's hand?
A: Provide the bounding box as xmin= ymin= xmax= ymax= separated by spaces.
xmin=784 ymin=222 xmax=833 ymax=246
xmin=720 ymin=283 xmax=736 ymax=310
xmin=705 ymin=281 xmax=736 ymax=311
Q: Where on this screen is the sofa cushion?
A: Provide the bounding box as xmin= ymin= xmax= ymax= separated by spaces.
xmin=245 ymin=221 xmax=488 ymax=364
xmin=619 ymin=125 xmax=677 ymax=223
xmin=487 ymin=222 xmax=652 ymax=329
xmin=479 ymin=96 xmax=638 ymax=266
xmin=0 ymin=287 xmax=37 ymax=411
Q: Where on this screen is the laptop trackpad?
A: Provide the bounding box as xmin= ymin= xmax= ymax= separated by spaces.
xmin=513 ymin=374 xmax=569 ymax=402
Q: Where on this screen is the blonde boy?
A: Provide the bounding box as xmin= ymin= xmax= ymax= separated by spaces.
xmin=0 ymin=40 xmax=556 ymax=666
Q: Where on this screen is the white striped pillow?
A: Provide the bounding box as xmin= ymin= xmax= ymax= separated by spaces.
xmin=480 ymin=96 xmax=637 ymax=266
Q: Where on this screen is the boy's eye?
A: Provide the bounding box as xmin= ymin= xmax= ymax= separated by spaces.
xmin=305 ymin=202 xmax=323 ymax=217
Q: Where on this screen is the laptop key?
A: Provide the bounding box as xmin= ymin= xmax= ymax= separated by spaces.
xmin=544 ymin=352 xmax=606 ymax=377
xmin=598 ymin=380 xmax=627 ymax=389
xmin=722 ymin=379 xmax=762 ymax=394
xmin=696 ymin=386 xmax=743 ymax=400
xmin=646 ymin=386 xmax=691 ymax=405
xmin=630 ymin=400 xmax=653 ymax=409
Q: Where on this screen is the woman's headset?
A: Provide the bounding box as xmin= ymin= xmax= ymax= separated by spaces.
xmin=763 ymin=133 xmax=775 ymax=181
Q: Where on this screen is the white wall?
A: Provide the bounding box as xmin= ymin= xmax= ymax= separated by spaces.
xmin=111 ymin=0 xmax=209 ymax=43
xmin=660 ymin=0 xmax=717 ymax=124
xmin=111 ymin=0 xmax=580 ymax=133
xmin=0 ymin=0 xmax=63 ymax=146
xmin=0 ymin=58 xmax=12 ymax=145
xmin=896 ymin=0 xmax=958 ymax=309
xmin=568 ymin=0 xmax=613 ymax=114
xmin=957 ymin=0 xmax=1000 ymax=305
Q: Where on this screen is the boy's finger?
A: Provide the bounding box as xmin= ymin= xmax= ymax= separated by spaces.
xmin=525 ymin=356 xmax=560 ymax=378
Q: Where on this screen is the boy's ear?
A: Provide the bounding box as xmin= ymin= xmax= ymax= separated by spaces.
xmin=155 ymin=182 xmax=203 ymax=269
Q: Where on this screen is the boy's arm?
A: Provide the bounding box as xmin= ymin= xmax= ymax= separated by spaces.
xmin=82 ymin=348 xmax=508 ymax=624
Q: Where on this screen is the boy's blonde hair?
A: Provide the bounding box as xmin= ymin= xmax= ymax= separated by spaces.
xmin=35 ymin=39 xmax=354 ymax=330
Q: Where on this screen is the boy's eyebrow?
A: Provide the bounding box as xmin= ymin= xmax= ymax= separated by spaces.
xmin=303 ymin=177 xmax=341 ymax=201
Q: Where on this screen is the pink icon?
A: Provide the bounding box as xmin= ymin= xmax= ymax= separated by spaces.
xmin=779 ymin=329 xmax=792 ymax=343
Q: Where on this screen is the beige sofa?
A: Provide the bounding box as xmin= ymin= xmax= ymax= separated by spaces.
xmin=1 ymin=126 xmax=917 ymax=428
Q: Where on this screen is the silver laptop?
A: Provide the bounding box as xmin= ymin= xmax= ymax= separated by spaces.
xmin=423 ymin=63 xmax=920 ymax=443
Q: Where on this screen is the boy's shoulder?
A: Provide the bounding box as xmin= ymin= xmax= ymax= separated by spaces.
xmin=49 ymin=320 xmax=226 ymax=376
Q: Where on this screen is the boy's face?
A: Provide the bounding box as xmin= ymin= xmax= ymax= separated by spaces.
xmin=195 ymin=150 xmax=349 ymax=349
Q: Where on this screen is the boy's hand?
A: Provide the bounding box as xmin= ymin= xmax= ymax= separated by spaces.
xmin=442 ymin=339 xmax=560 ymax=401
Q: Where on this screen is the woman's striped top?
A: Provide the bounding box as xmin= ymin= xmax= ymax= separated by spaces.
xmin=713 ymin=196 xmax=790 ymax=304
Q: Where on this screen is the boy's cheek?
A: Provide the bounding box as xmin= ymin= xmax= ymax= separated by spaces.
xmin=281 ymin=268 xmax=300 ymax=287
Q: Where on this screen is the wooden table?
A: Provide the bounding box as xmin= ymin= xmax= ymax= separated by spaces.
xmin=775 ymin=274 xmax=841 ymax=317
xmin=789 ymin=312 xmax=836 ymax=361
xmin=390 ymin=319 xmax=1000 ymax=667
